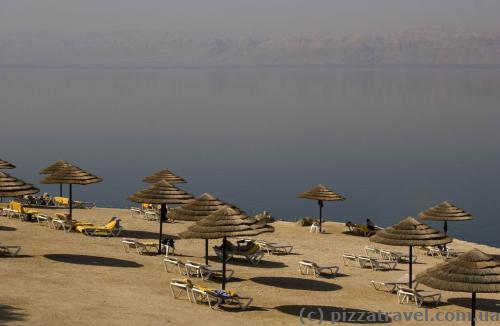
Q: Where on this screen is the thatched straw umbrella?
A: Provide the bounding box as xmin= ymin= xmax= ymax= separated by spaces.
xmin=39 ymin=160 xmax=73 ymax=196
xmin=370 ymin=217 xmax=452 ymax=288
xmin=0 ymin=159 xmax=16 ymax=170
xmin=417 ymin=249 xmax=500 ymax=326
xmin=170 ymin=192 xmax=233 ymax=264
xmin=41 ymin=165 xmax=101 ymax=218
xmin=418 ymin=201 xmax=474 ymax=235
xmin=143 ymin=169 xmax=186 ymax=184
xmin=181 ymin=206 xmax=274 ymax=289
xmin=0 ymin=171 xmax=39 ymax=203
xmin=128 ymin=180 xmax=193 ymax=254
xmin=298 ymin=184 xmax=345 ymax=232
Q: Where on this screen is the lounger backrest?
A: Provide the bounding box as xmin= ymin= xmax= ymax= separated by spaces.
xmin=235 ymin=243 xmax=260 ymax=255
xmin=9 ymin=201 xmax=22 ymax=213
xmin=54 ymin=197 xmax=69 ymax=205
xmin=104 ymin=220 xmax=118 ymax=230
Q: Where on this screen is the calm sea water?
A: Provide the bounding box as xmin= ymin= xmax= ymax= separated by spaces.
xmin=1 ymin=66 xmax=499 ymax=247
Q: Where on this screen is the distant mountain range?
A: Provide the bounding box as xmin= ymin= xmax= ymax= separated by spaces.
xmin=1 ymin=29 xmax=500 ymax=67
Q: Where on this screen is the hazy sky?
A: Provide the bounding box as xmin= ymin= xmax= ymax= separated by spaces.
xmin=1 ymin=0 xmax=500 ymax=36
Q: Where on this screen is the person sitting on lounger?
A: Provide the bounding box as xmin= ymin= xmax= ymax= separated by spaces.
xmin=346 ymin=221 xmax=355 ymax=231
xmin=162 ymin=237 xmax=175 ymax=255
xmin=109 ymin=216 xmax=121 ymax=227
xmin=236 ymin=240 xmax=255 ymax=251
xmin=215 ymin=240 xmax=235 ymax=251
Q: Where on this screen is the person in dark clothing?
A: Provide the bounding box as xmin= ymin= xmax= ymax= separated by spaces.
xmin=366 ymin=218 xmax=375 ymax=230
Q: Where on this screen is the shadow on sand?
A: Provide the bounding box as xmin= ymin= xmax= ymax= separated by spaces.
xmin=1 ymin=255 xmax=33 ymax=259
xmin=208 ymin=257 xmax=287 ymax=269
xmin=0 ymin=225 xmax=16 ymax=231
xmin=120 ymin=230 xmax=180 ymax=240
xmin=0 ymin=304 xmax=27 ymax=324
xmin=206 ymin=276 xmax=246 ymax=284
xmin=44 ymin=254 xmax=143 ymax=268
xmin=448 ymin=297 xmax=500 ymax=313
xmin=342 ymin=231 xmax=373 ymax=238
xmin=276 ymin=305 xmax=392 ymax=323
xmin=251 ymin=277 xmax=341 ymax=291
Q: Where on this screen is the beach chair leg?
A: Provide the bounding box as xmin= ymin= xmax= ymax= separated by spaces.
xmin=226 ymin=269 xmax=234 ymax=281
xmin=211 ymin=297 xmax=223 ymax=310
xmin=298 ymin=264 xmax=305 ymax=275
xmin=177 ymin=264 xmax=185 ymax=275
xmin=242 ymin=297 xmax=253 ymax=309
xmin=201 ymin=270 xmax=212 ymax=281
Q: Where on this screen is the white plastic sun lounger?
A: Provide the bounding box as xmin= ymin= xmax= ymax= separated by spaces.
xmin=2 ymin=208 xmax=19 ymax=219
xmin=397 ymin=286 xmax=442 ymax=307
xmin=364 ymin=246 xmax=381 ymax=258
xmin=34 ymin=213 xmax=50 ymax=226
xmin=427 ymin=246 xmax=461 ymax=259
xmin=371 ymin=274 xmax=415 ymax=292
xmin=379 ymin=249 xmax=417 ymax=263
xmin=170 ymin=279 xmax=194 ymax=302
xmin=0 ymin=243 xmax=22 ymax=257
xmin=185 ymin=261 xmax=234 ymax=281
xmin=164 ymin=257 xmax=186 ymax=274
xmin=50 ymin=217 xmax=74 ymax=232
xmin=342 ymin=253 xmax=360 ymax=266
xmin=357 ymin=255 xmax=398 ymax=271
xmin=122 ymin=239 xmax=158 ymax=255
xmin=254 ymin=240 xmax=293 ymax=255
xmin=191 ymin=287 xmax=253 ymax=310
xmin=213 ymin=246 xmax=265 ymax=265
xmin=298 ymin=260 xmax=339 ymax=277
xmin=130 ymin=207 xmax=143 ymax=218
xmin=144 ymin=210 xmax=158 ymax=221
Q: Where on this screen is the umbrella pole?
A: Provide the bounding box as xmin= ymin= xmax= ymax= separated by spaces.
xmin=205 ymin=239 xmax=209 ymax=265
xmin=409 ymin=245 xmax=413 ymax=288
xmin=59 ymin=183 xmax=63 ymax=197
xmin=159 ymin=203 xmax=167 ymax=254
xmin=69 ymin=184 xmax=73 ymax=218
xmin=471 ymin=292 xmax=476 ymax=326
xmin=318 ymin=200 xmax=323 ymax=233
xmin=443 ymin=221 xmax=448 ymax=250
xmin=222 ymin=237 xmax=227 ymax=290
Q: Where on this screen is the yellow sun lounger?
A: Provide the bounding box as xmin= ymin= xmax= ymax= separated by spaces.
xmin=53 ymin=197 xmax=70 ymax=206
xmin=8 ymin=201 xmax=38 ymax=218
xmin=76 ymin=220 xmax=122 ymax=237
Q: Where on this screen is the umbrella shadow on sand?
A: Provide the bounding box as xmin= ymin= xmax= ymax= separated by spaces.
xmin=448 ymin=297 xmax=500 ymax=313
xmin=218 ymin=305 xmax=268 ymax=313
xmin=276 ymin=305 xmax=392 ymax=324
xmin=0 ymin=225 xmax=16 ymax=231
xmin=207 ymin=256 xmax=287 ymax=269
xmin=342 ymin=231 xmax=371 ymax=237
xmin=206 ymin=276 xmax=246 ymax=284
xmin=44 ymin=254 xmax=143 ymax=268
xmin=251 ymin=277 xmax=341 ymax=291
xmin=0 ymin=304 xmax=27 ymax=324
xmin=120 ymin=230 xmax=180 ymax=240
xmin=1 ymin=255 xmax=33 ymax=259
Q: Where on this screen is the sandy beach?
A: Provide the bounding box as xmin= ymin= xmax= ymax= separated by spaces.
xmin=1 ymin=207 xmax=499 ymax=325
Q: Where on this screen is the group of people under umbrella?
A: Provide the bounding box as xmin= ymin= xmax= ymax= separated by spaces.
xmin=1 ymin=158 xmax=498 ymax=324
